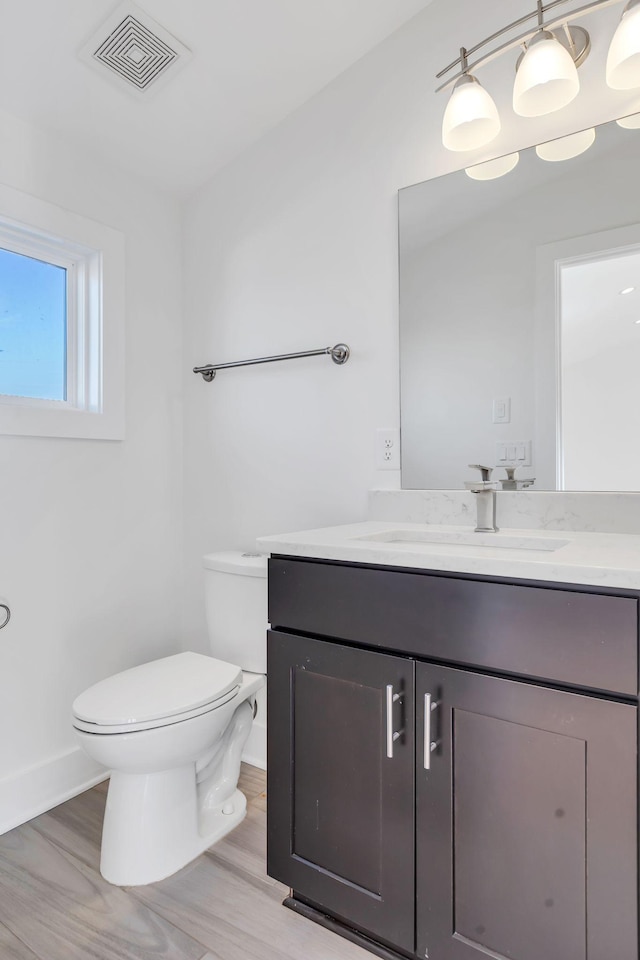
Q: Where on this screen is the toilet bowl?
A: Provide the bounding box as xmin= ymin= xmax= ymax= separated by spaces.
xmin=72 ymin=551 xmax=267 ymax=886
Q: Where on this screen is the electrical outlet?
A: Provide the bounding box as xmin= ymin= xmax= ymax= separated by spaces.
xmin=376 ymin=429 xmax=400 ymax=470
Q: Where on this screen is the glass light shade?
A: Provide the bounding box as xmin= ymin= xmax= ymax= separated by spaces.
xmin=465 ymin=153 xmax=520 ymax=180
xmin=513 ymin=31 xmax=580 ymax=117
xmin=607 ymin=1 xmax=640 ymax=90
xmin=535 ymin=127 xmax=596 ymax=162
xmin=442 ymin=74 xmax=501 ymax=152
xmin=617 ymin=110 xmax=640 ymax=128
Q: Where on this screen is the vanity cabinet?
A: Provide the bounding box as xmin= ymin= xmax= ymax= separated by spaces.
xmin=268 ymin=631 xmax=415 ymax=953
xmin=415 ymin=662 xmax=636 ymax=960
xmin=267 ymin=556 xmax=639 ymax=960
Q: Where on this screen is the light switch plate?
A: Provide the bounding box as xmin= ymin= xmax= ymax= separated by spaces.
xmin=496 ymin=440 xmax=532 ymax=467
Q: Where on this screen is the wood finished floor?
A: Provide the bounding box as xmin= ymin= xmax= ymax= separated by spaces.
xmin=0 ymin=765 xmax=370 ymax=960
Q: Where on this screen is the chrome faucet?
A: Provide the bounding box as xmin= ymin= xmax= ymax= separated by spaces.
xmin=464 ymin=464 xmax=499 ymax=533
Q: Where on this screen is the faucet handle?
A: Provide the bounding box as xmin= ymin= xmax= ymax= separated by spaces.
xmin=468 ymin=464 xmax=493 ymax=481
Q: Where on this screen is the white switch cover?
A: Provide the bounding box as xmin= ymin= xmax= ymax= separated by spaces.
xmin=496 ymin=440 xmax=532 ymax=467
xmin=492 ymin=397 xmax=511 ymax=424
xmin=375 ymin=428 xmax=400 ymax=470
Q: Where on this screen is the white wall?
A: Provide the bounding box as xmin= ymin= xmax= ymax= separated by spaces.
xmin=181 ymin=0 xmax=640 ymax=646
xmin=0 ymin=108 xmax=183 ymax=831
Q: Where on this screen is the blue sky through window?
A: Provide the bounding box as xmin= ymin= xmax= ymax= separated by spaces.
xmin=0 ymin=247 xmax=67 ymax=401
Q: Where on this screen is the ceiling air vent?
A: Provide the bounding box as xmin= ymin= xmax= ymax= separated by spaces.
xmin=79 ymin=2 xmax=191 ymax=97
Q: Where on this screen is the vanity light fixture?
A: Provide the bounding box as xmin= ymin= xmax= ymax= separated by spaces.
xmin=536 ymin=126 xmax=596 ymax=159
xmin=442 ymin=49 xmax=501 ymax=151
xmin=513 ymin=27 xmax=582 ymax=117
xmin=620 ymin=285 xmax=636 ymax=293
xmin=437 ymin=0 xmax=640 ymax=152
xmin=607 ymin=0 xmax=640 ymax=88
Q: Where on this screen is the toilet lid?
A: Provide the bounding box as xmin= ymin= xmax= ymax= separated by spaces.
xmin=72 ymin=652 xmax=242 ymax=727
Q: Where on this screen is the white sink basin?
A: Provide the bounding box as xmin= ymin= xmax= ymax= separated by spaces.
xmin=355 ymin=529 xmax=570 ymax=553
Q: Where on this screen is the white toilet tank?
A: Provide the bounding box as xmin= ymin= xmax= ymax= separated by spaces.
xmin=202 ymin=551 xmax=267 ymax=674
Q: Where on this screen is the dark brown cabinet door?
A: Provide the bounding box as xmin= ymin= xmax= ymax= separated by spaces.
xmin=416 ymin=662 xmax=638 ymax=960
xmin=267 ymin=630 xmax=415 ymax=953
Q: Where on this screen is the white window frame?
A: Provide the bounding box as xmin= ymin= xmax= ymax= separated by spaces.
xmin=0 ymin=183 xmax=125 ymax=440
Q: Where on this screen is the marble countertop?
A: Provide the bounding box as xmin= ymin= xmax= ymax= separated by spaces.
xmin=257 ymin=521 xmax=640 ymax=590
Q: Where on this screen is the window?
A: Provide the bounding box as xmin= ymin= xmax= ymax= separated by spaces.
xmin=0 ymin=183 xmax=125 ymax=440
xmin=0 ymin=248 xmax=67 ymax=402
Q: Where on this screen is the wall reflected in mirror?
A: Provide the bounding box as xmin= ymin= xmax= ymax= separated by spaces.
xmin=399 ymin=113 xmax=640 ymax=492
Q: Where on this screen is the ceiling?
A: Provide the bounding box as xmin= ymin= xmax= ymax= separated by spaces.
xmin=0 ymin=0 xmax=434 ymax=196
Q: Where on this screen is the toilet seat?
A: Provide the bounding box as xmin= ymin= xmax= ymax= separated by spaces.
xmin=72 ymin=651 xmax=242 ymax=735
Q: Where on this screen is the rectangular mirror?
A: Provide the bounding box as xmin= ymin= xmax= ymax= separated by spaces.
xmin=399 ymin=113 xmax=640 ymax=491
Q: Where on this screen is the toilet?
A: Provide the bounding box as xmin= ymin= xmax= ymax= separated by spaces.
xmin=72 ymin=551 xmax=267 ymax=887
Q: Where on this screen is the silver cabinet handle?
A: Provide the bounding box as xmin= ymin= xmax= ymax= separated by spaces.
xmin=0 ymin=604 xmax=9 ymax=630
xmin=386 ymin=683 xmax=402 ymax=759
xmin=424 ymin=693 xmax=439 ymax=770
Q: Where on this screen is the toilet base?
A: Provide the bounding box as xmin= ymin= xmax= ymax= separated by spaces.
xmin=100 ymin=764 xmax=248 ymax=886
xmin=199 ymin=786 xmax=247 ymax=849
xmin=99 ymin=693 xmax=257 ymax=886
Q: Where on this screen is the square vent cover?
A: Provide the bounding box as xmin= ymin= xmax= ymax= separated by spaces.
xmin=79 ymin=2 xmax=191 ymax=97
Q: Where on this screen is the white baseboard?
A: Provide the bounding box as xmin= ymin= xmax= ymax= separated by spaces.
xmin=0 ymin=747 xmax=107 ymax=835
